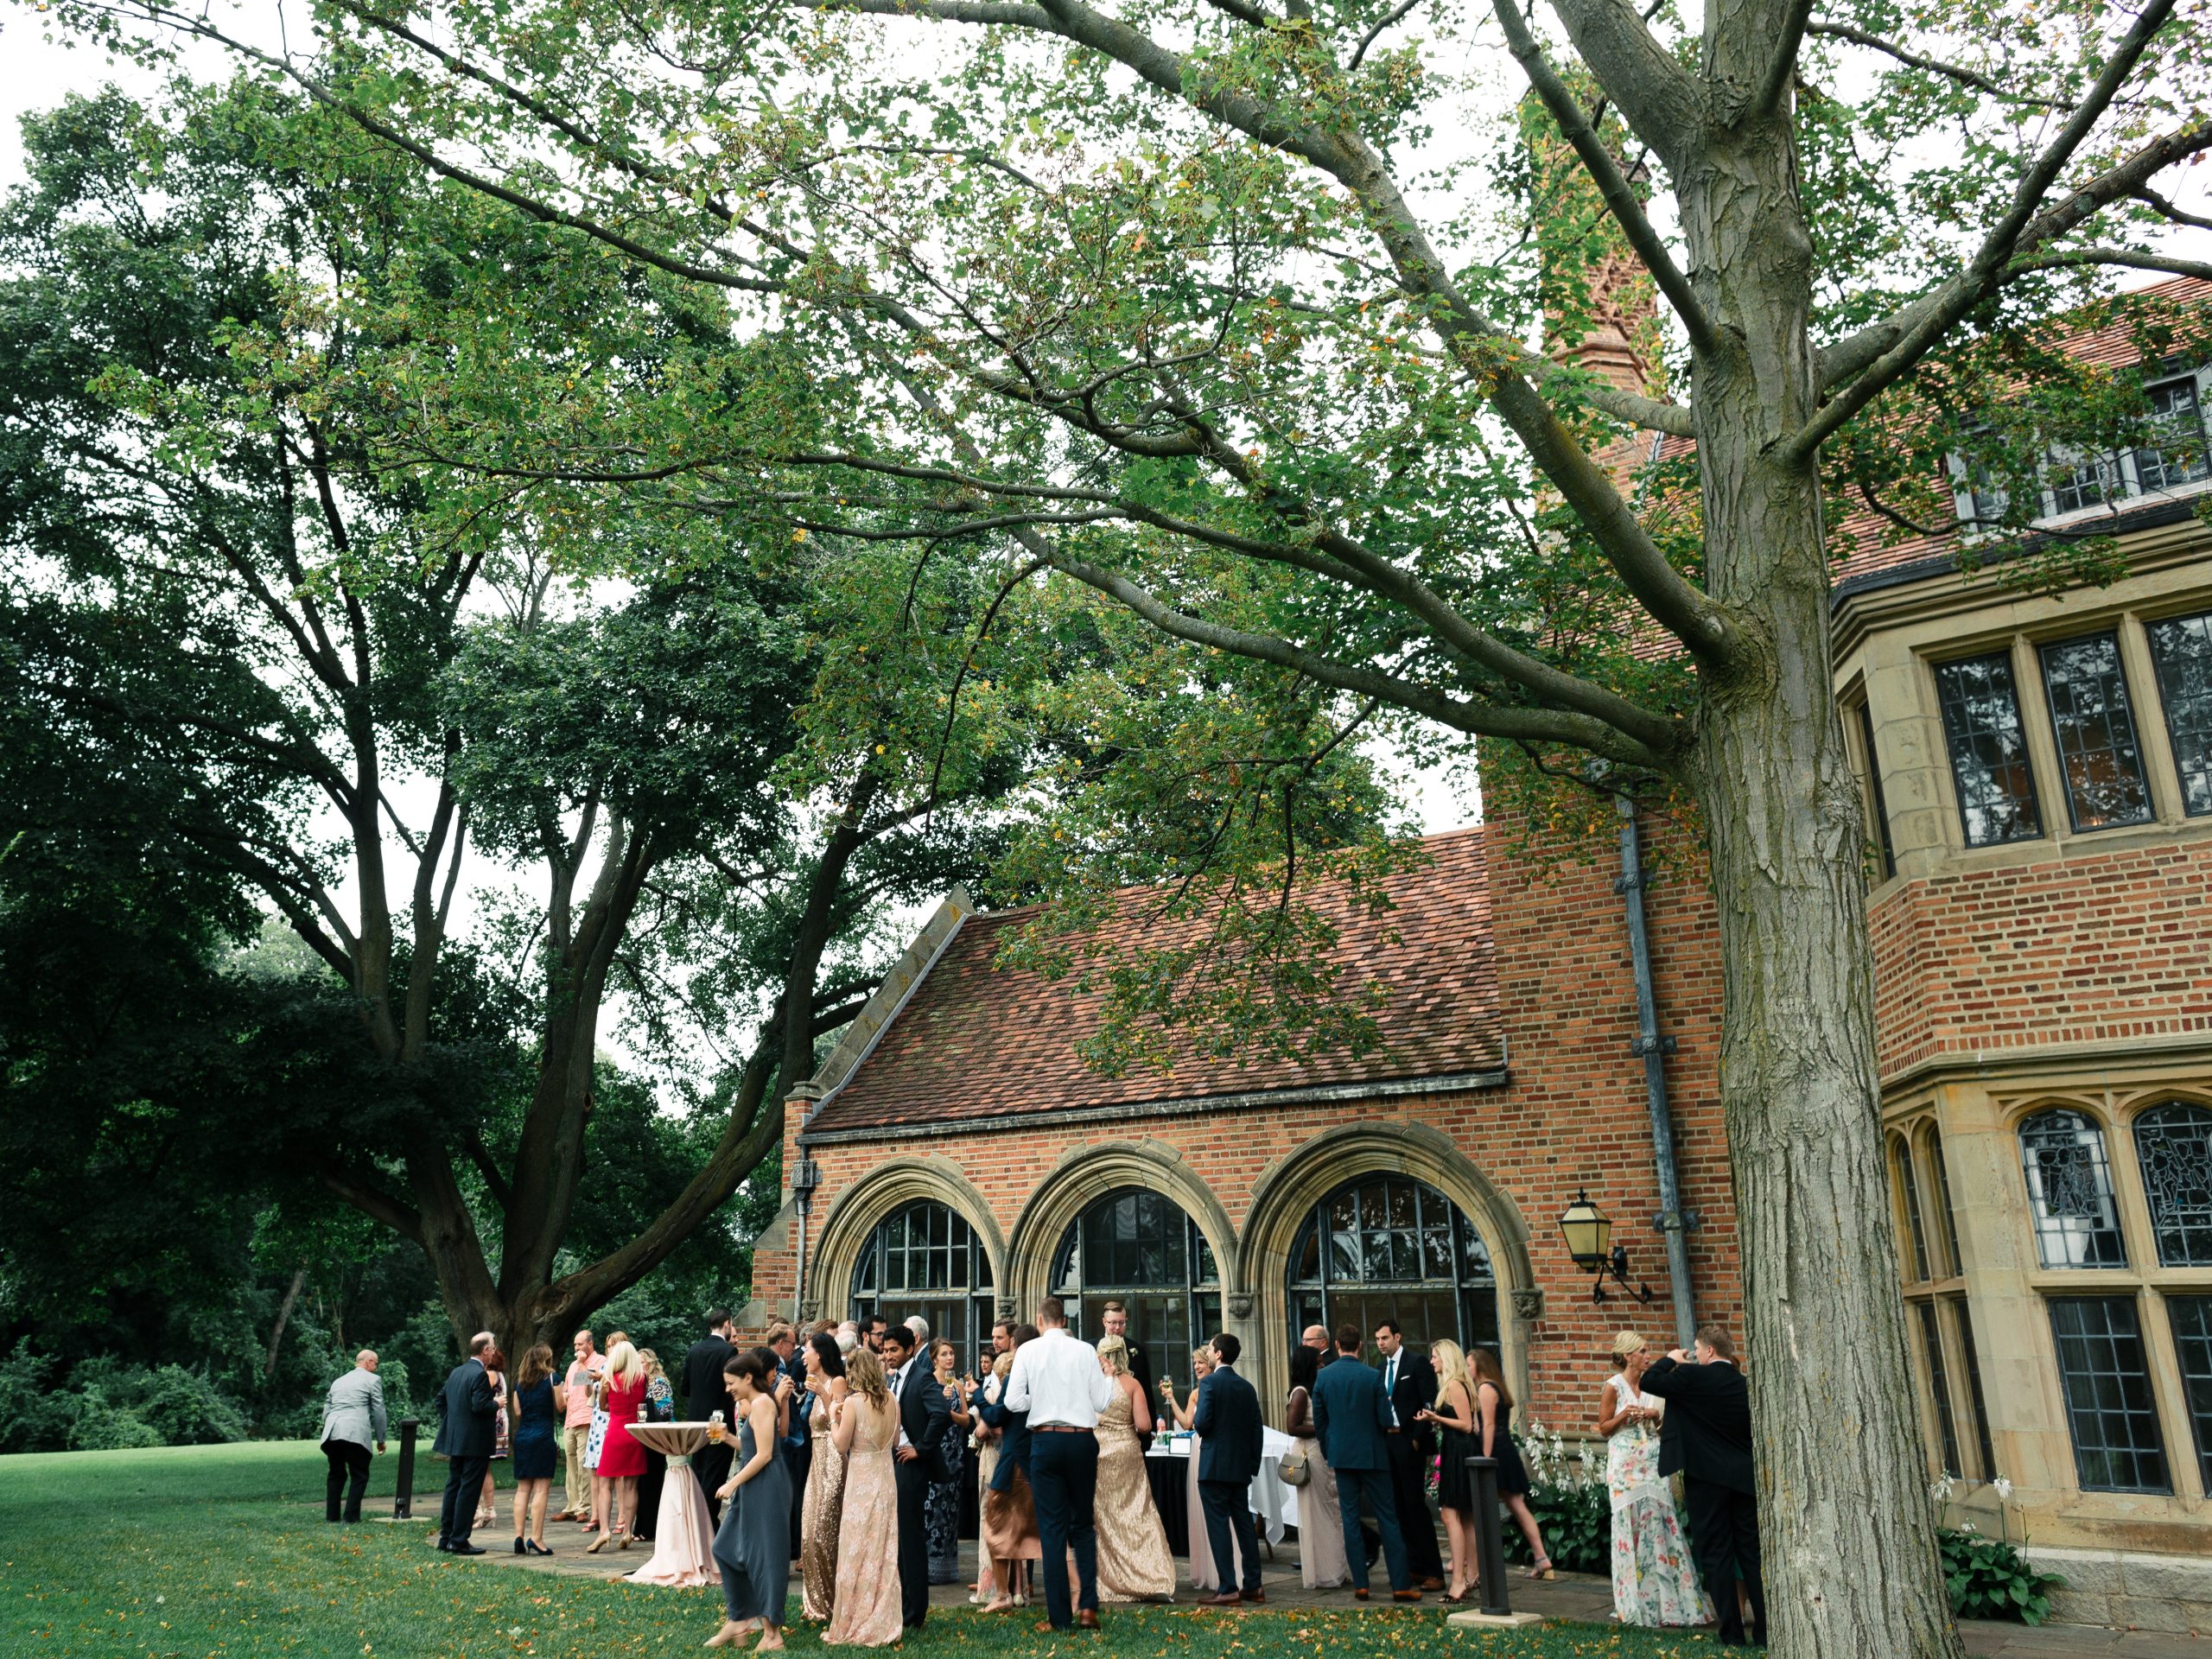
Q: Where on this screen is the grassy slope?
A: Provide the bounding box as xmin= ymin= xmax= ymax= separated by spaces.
xmin=0 ymin=1443 xmax=1719 ymax=1659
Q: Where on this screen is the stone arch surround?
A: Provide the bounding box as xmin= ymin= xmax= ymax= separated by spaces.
xmin=1238 ymin=1121 xmax=1541 ymax=1406
xmin=806 ymin=1156 xmax=1007 ymax=1325
xmin=1000 ymin=1138 xmax=1240 ymax=1319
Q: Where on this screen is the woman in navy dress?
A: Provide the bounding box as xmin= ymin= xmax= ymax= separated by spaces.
xmin=508 ymin=1344 xmax=563 ymax=1556
xmin=709 ymin=1349 xmax=791 ymax=1651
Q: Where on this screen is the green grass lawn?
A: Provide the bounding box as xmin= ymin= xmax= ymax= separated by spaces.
xmin=0 ymin=1443 xmax=1720 ymax=1659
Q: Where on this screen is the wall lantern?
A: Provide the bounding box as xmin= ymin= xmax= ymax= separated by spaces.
xmin=1558 ymin=1188 xmax=1653 ymax=1306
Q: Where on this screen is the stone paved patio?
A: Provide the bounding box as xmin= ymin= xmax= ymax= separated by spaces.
xmin=450 ymin=1513 xmax=2205 ymax=1654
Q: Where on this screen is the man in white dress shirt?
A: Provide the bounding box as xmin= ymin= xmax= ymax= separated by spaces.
xmin=1006 ymin=1296 xmax=1115 ymax=1632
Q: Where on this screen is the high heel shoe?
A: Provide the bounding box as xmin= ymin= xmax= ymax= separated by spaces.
xmin=513 ymin=1537 xmax=526 ymax=1555
xmin=586 ymin=1529 xmax=613 ymax=1554
xmin=1523 ymin=1558 xmax=1555 ymax=1581
xmin=527 ymin=1539 xmax=554 ymax=1556
xmin=616 ymin=1531 xmax=632 ymax=1551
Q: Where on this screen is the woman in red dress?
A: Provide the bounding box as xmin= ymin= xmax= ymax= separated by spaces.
xmin=587 ymin=1340 xmax=649 ymax=1551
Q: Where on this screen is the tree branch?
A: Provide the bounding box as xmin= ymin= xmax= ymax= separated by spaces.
xmin=1815 ymin=121 xmax=2212 ymax=395
xmin=317 ymin=1160 xmax=424 ymax=1244
xmin=1491 ymin=0 xmax=1721 ymax=359
xmin=1757 ymin=0 xmax=1818 ymax=118
xmin=2004 ymin=247 xmax=2212 ymax=283
xmin=1786 ymin=0 xmax=2183 ymax=455
xmin=1049 ymin=552 xmax=1674 ymax=769
xmin=1806 ymin=19 xmax=2070 ymax=111
xmin=1348 ymin=0 xmax=1423 ymax=71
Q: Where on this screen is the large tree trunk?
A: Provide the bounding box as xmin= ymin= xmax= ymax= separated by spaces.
xmin=1681 ymin=89 xmax=1963 ymax=1659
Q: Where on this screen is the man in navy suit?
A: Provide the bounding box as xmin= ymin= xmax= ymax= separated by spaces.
xmin=431 ymin=1332 xmax=499 ymax=1554
xmin=1310 ymin=1325 xmax=1419 ymax=1600
xmin=1192 ymin=1332 xmax=1265 ymax=1605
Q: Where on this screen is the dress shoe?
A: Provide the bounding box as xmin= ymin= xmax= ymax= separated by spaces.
xmin=448 ymin=1541 xmax=486 ymax=1556
xmin=1204 ymin=1591 xmax=1243 ymax=1607
xmin=1075 ymin=1611 xmax=1100 ymax=1630
xmin=1240 ymin=1591 xmax=1265 ymax=1605
xmin=1390 ymin=1589 xmax=1421 ymax=1602
xmin=1352 ymin=1587 xmax=1370 ymax=1601
xmin=1419 ymin=1577 xmax=1444 ymax=1592
xmin=1033 ymin=1620 xmax=1064 ymax=1634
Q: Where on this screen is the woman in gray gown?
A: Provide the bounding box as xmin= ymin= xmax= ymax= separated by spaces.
xmin=708 ymin=1350 xmax=791 ymax=1651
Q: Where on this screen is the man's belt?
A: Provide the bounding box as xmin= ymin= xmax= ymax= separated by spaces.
xmin=1033 ymin=1424 xmax=1093 ymax=1433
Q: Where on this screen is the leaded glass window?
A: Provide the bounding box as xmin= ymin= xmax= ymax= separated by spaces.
xmin=2038 ymin=632 xmax=2152 ymax=831
xmin=1892 ymin=1136 xmax=1931 ymax=1282
xmin=1287 ymin=1174 xmax=1499 ymax=1362
xmin=2043 ymin=448 xmax=2117 ymax=517
xmin=2134 ymin=375 xmax=2211 ymax=493
xmin=852 ymin=1200 xmax=995 ymax=1375
xmin=2049 ymin=1296 xmax=2171 ymax=1493
xmin=1051 ymin=1187 xmax=1219 ymax=1367
xmin=2134 ymin=1103 xmax=2212 ymax=1268
xmin=1924 ymin=1128 xmax=1964 ymax=1279
xmin=1855 ymin=702 xmax=1896 ymax=882
xmin=1916 ymin=1301 xmax=1963 ymax=1476
xmin=1935 ymin=652 xmax=2043 ymax=846
xmin=2169 ymin=1297 xmax=2212 ymax=1491
xmin=2018 ymin=1109 xmax=2127 ymax=1268
xmin=1954 ymin=1302 xmax=1998 ymax=1480
xmin=2146 ymin=610 xmax=2212 ymax=817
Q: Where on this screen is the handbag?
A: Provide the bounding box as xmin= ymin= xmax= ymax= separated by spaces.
xmin=1280 ymin=1444 xmax=1312 ymax=1487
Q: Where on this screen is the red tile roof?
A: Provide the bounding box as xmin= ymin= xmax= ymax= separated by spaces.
xmin=803 ymin=828 xmax=1502 ymax=1135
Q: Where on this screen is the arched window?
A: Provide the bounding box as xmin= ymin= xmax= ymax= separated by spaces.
xmin=1921 ymin=1125 xmax=1966 ymax=1278
xmin=1050 ymin=1188 xmax=1220 ymax=1367
xmin=2134 ymin=1103 xmax=2212 ymax=1268
xmin=1287 ymin=1174 xmax=1499 ymax=1359
xmin=2018 ymin=1109 xmax=2127 ymax=1269
xmin=1891 ymin=1135 xmax=1931 ymax=1282
xmin=851 ymin=1200 xmax=995 ymax=1374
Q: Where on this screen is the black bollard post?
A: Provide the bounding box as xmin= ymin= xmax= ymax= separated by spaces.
xmin=1466 ymin=1457 xmax=1512 ymax=1618
xmin=393 ymin=1419 xmax=421 ymax=1521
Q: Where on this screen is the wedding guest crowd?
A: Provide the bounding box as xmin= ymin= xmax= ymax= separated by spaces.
xmin=393 ymin=1303 xmax=1762 ymax=1653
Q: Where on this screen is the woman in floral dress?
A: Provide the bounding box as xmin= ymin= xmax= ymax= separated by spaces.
xmin=1597 ymin=1331 xmax=1713 ymax=1628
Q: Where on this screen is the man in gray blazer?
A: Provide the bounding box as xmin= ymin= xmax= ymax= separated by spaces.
xmin=1310 ymin=1325 xmax=1417 ymax=1601
xmin=319 ymin=1351 xmax=388 ymax=1522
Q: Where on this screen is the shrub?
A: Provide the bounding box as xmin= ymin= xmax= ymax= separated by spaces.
xmin=1940 ymin=1527 xmax=2064 ymax=1625
xmin=1496 ymin=1420 xmax=1611 ymax=1576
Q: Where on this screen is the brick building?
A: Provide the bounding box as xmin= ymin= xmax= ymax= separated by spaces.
xmin=744 ymin=277 xmax=2212 ymax=1621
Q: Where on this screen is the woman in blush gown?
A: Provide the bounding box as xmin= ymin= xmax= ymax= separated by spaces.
xmin=823 ymin=1348 xmax=904 ymax=1647
xmin=800 ymin=1332 xmax=850 ymax=1623
xmin=1092 ymin=1337 xmax=1177 ymax=1602
xmin=1284 ymin=1345 xmax=1348 ymax=1590
xmin=1162 ymin=1347 xmax=1243 ymax=1592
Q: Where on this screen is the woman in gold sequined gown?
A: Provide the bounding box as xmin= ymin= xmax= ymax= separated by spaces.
xmin=1092 ymin=1337 xmax=1178 ymax=1602
xmin=799 ymin=1333 xmax=850 ymax=1623
xmin=823 ymin=1350 xmax=903 ymax=1648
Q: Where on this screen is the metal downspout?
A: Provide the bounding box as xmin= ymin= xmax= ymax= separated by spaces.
xmin=1617 ymin=795 xmax=1699 ymax=1351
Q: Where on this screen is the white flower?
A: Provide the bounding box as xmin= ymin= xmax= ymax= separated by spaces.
xmin=1993 ymin=1477 xmax=2013 ymax=1503
xmin=1929 ymin=1472 xmax=1955 ymax=1503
